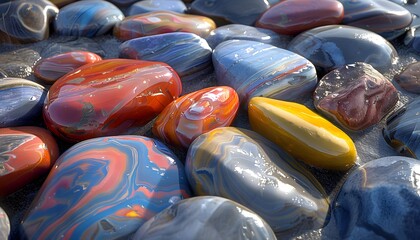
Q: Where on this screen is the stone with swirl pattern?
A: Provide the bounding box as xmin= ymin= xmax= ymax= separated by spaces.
xmin=185 ymin=127 xmax=329 ymax=236
xmin=43 ymin=59 xmax=182 ymax=142
xmin=21 ymin=135 xmax=191 ymax=239
xmin=153 ymin=86 xmax=239 ymax=149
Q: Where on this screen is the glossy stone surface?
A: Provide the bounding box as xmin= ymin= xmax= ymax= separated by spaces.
xmin=213 ymin=40 xmax=318 ymax=107
xmin=54 ymin=0 xmax=124 ymax=37
xmin=339 ymin=0 xmax=412 ymax=40
xmin=34 ymin=51 xmax=103 ymax=84
xmin=185 ymin=127 xmax=329 ymax=235
xmin=327 ymin=156 xmax=420 ymax=239
xmin=383 ymin=97 xmax=420 ymax=158
xmin=153 ymin=86 xmax=239 ymax=149
xmin=114 ymin=11 xmax=216 ymax=41
xmin=41 ymin=37 xmax=105 ymax=58
xmin=0 ymin=0 xmax=58 ymax=43
xmin=205 ymin=24 xmax=284 ymax=49
xmin=128 ymin=0 xmax=187 ymax=15
xmin=21 ymin=135 xmax=191 ymax=239
xmin=119 ymin=32 xmax=212 ymax=80
xmin=0 ymin=78 xmax=47 ymax=127
xmin=288 ymin=25 xmax=399 ymax=75
xmin=256 ymin=0 xmax=344 ymax=35
xmin=395 ymin=61 xmax=420 ymax=93
xmin=133 ymin=196 xmax=277 ymax=240
xmin=314 ymin=62 xmax=399 ymax=131
xmin=43 ymin=59 xmax=182 ymax=142
xmin=0 ymin=127 xmax=59 ymax=197
xmin=190 ymin=0 xmax=270 ymax=25
xmin=249 ymin=97 xmax=357 ymax=170
xmin=0 ymin=48 xmax=40 ymax=78
xmin=0 ymin=207 xmax=10 ymax=240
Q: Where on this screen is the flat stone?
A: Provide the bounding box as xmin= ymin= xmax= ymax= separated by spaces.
xmin=394 ymin=61 xmax=420 ymax=93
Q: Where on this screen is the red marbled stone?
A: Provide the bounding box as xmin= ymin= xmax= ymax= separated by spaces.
xmin=0 ymin=126 xmax=59 ymax=196
xmin=43 ymin=59 xmax=182 ymax=142
xmin=256 ymin=0 xmax=344 ymax=35
xmin=34 ymin=51 xmax=102 ymax=84
xmin=313 ymin=62 xmax=399 ymax=131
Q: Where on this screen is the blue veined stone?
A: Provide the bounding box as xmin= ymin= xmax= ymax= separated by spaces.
xmin=205 ymin=24 xmax=288 ymax=49
xmin=287 ymin=25 xmax=398 ymax=75
xmin=0 ymin=78 xmax=47 ymax=127
xmin=383 ymin=97 xmax=420 ymax=158
xmin=326 ymin=156 xmax=420 ymax=239
xmin=213 ymin=39 xmax=318 ymax=108
xmin=54 ymin=0 xmax=124 ymax=37
xmin=128 ymin=0 xmax=187 ymax=16
xmin=119 ymin=32 xmax=213 ymax=81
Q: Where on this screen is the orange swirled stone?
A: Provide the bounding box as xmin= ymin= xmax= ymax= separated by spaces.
xmin=113 ymin=11 xmax=216 ymax=41
xmin=43 ymin=59 xmax=182 ymax=142
xmin=153 ymin=86 xmax=239 ymax=149
xmin=249 ymin=97 xmax=357 ymax=170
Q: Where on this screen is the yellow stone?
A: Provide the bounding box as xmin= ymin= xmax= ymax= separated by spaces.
xmin=248 ymin=97 xmax=357 ymax=170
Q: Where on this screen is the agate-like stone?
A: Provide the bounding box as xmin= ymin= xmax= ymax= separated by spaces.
xmin=205 ymin=24 xmax=285 ymax=49
xmin=213 ymin=40 xmax=318 ymax=107
xmin=0 ymin=126 xmax=59 ymax=196
xmin=133 ymin=196 xmax=276 ymax=240
xmin=328 ymin=156 xmax=420 ymax=239
xmin=256 ymin=0 xmax=344 ymax=35
xmin=185 ymin=127 xmax=329 ymax=234
xmin=128 ymin=0 xmax=187 ymax=15
xmin=34 ymin=51 xmax=103 ymax=84
xmin=190 ymin=0 xmax=270 ymax=25
xmin=43 ymin=59 xmax=182 ymax=142
xmin=0 ymin=48 xmax=41 ymax=79
xmin=395 ymin=61 xmax=420 ymax=93
xmin=119 ymin=32 xmax=212 ymax=80
xmin=153 ymin=86 xmax=239 ymax=149
xmin=0 ymin=0 xmax=58 ymax=43
xmin=0 ymin=207 xmax=10 ymax=240
xmin=383 ymin=97 xmax=420 ymax=158
xmin=54 ymin=0 xmax=124 ymax=37
xmin=287 ymin=25 xmax=399 ymax=75
xmin=0 ymin=78 xmax=47 ymax=127
xmin=41 ymin=37 xmax=105 ymax=58
xmin=114 ymin=11 xmax=216 ymax=41
xmin=248 ymin=97 xmax=357 ymax=170
xmin=314 ymin=62 xmax=399 ymax=131
xmin=339 ymin=0 xmax=412 ymax=40
xmin=21 ymin=135 xmax=191 ymax=239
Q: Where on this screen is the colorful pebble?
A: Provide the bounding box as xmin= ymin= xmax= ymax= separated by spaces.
xmin=0 ymin=126 xmax=59 ymax=196
xmin=21 ymin=135 xmax=191 ymax=239
xmin=395 ymin=61 xmax=420 ymax=93
xmin=248 ymin=97 xmax=357 ymax=170
xmin=185 ymin=127 xmax=329 ymax=235
xmin=153 ymin=86 xmax=239 ymax=149
xmin=128 ymin=0 xmax=187 ymax=15
xmin=43 ymin=59 xmax=182 ymax=142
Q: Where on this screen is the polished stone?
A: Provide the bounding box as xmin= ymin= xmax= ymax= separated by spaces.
xmin=128 ymin=0 xmax=187 ymax=15
xmin=395 ymin=61 xmax=420 ymax=93
xmin=0 ymin=207 xmax=10 ymax=240
xmin=0 ymin=48 xmax=41 ymax=78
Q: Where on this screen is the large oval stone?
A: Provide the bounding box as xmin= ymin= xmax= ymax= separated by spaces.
xmin=339 ymin=0 xmax=412 ymax=40
xmin=327 ymin=156 xmax=420 ymax=239
xmin=249 ymin=97 xmax=357 ymax=170
xmin=0 ymin=207 xmax=10 ymax=240
xmin=287 ymin=25 xmax=399 ymax=75
xmin=256 ymin=0 xmax=344 ymax=35
xmin=153 ymin=86 xmax=239 ymax=149
xmin=0 ymin=78 xmax=47 ymax=127
xmin=21 ymin=135 xmax=191 ymax=239
xmin=43 ymin=59 xmax=182 ymax=142
xmin=133 ymin=196 xmax=276 ymax=240
xmin=0 ymin=0 xmax=58 ymax=43
xmin=185 ymin=127 xmax=329 ymax=235
xmin=383 ymin=97 xmax=420 ymax=158
xmin=119 ymin=32 xmax=212 ymax=80
xmin=54 ymin=0 xmax=124 ymax=37
xmin=128 ymin=0 xmax=187 ymax=15
xmin=394 ymin=61 xmax=420 ymax=93
xmin=113 ymin=11 xmax=216 ymax=41
xmin=213 ymin=40 xmax=318 ymax=108
xmin=314 ymin=62 xmax=399 ymax=131
xmin=0 ymin=126 xmax=59 ymax=196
